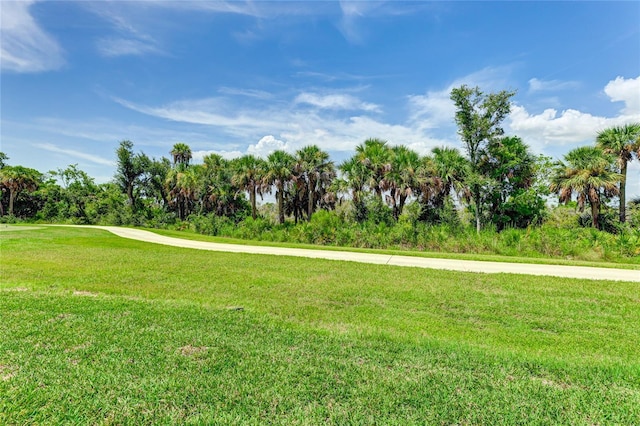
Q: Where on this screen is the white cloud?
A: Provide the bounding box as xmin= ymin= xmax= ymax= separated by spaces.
xmin=509 ymin=106 xmax=613 ymax=148
xmin=0 ymin=0 xmax=64 ymax=72
xmin=247 ymin=135 xmax=289 ymax=158
xmin=528 ymin=78 xmax=579 ymax=93
xmin=604 ymin=76 xmax=640 ymax=114
xmin=294 ymin=92 xmax=381 ymax=112
xmin=510 ymin=75 xmax=640 ymax=152
xmin=35 ymin=143 xmax=115 ymax=166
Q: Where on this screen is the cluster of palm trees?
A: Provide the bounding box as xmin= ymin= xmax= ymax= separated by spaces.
xmin=153 ymin=138 xmax=477 ymax=226
xmin=154 ymin=143 xmax=337 ymax=223
xmin=551 ymin=123 xmax=640 ymax=228
xmin=1 ymin=121 xmax=638 ymax=232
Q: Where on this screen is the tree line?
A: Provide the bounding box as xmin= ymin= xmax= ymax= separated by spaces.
xmin=1 ymin=86 xmax=639 ymax=235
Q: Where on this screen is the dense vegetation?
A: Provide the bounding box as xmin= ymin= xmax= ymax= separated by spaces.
xmin=1 ymin=227 xmax=639 ymax=423
xmin=1 ymin=86 xmax=639 ymax=260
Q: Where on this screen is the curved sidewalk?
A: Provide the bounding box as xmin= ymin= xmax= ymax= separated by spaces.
xmin=70 ymin=226 xmax=640 ymax=283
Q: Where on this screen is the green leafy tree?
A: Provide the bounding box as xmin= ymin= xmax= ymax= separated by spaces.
xmin=142 ymin=157 xmax=172 ymax=208
xmin=355 ymin=138 xmax=392 ymax=201
xmin=232 ymin=155 xmax=267 ymax=220
xmin=295 ymin=145 xmax=335 ymax=221
xmin=0 ymin=165 xmax=43 ymax=216
xmin=550 ymin=146 xmax=621 ymax=229
xmin=115 ymin=140 xmax=150 ymax=212
xmin=165 ymin=166 xmax=199 ymax=220
xmin=450 ymin=85 xmax=515 ymax=232
xmin=480 ymin=136 xmax=544 ymax=229
xmin=339 ymin=156 xmax=369 ymax=222
xmin=383 ymin=145 xmax=420 ymax=220
xmin=266 ymin=150 xmax=295 ymax=224
xmin=596 ymin=122 xmax=640 ymax=223
xmin=51 ymin=164 xmax=98 ymax=222
xmin=170 ymin=143 xmax=193 ymax=168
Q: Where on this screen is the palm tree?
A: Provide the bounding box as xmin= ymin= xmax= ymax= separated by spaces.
xmin=170 ymin=143 xmax=193 ymax=168
xmin=265 ymin=150 xmax=295 ymax=224
xmin=550 ymin=146 xmax=621 ymax=229
xmin=165 ymin=166 xmax=199 ymax=220
xmin=431 ymin=146 xmax=469 ymax=201
xmin=0 ymin=165 xmax=42 ymax=216
xmin=295 ymin=145 xmax=335 ymax=220
xmin=596 ymin=123 xmax=640 ymax=223
xmin=232 ymin=155 xmax=266 ymax=219
xmin=355 ymin=138 xmax=392 ymax=201
xmin=383 ymin=146 xmax=420 ymax=220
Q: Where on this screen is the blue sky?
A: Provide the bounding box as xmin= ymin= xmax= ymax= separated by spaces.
xmin=2 ymin=1 xmax=639 ymax=198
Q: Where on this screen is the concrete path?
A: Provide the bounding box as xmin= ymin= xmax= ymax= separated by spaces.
xmin=63 ymin=225 xmax=639 ymax=283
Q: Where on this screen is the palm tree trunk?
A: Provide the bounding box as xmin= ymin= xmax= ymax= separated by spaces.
xmin=307 ymin=178 xmax=315 ymax=221
xmin=591 ymin=200 xmax=599 ymax=229
xmin=399 ymin=193 xmax=407 ymax=219
xmin=620 ymin=162 xmax=627 ymax=223
xmin=277 ymin=186 xmax=285 ymax=224
xmin=8 ymin=188 xmax=16 ymax=216
xmin=250 ymin=187 xmax=257 ymax=219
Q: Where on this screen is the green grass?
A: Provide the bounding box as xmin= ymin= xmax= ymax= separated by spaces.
xmin=150 ymin=227 xmax=640 ymax=270
xmin=1 ymin=227 xmax=639 ymax=424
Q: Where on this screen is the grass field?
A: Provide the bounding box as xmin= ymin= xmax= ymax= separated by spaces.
xmin=1 ymin=226 xmax=639 ymax=424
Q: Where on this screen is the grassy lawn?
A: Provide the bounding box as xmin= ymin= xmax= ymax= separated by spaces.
xmin=1 ymin=226 xmax=639 ymax=424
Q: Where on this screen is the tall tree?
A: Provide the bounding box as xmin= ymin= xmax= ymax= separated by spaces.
xmin=480 ymin=136 xmax=542 ymax=229
xmin=115 ymin=140 xmax=150 ymax=211
xmin=170 ymin=143 xmax=193 ymax=168
xmin=450 ymin=85 xmax=515 ymax=232
xmin=295 ymin=145 xmax=335 ymax=220
xmin=383 ymin=145 xmax=420 ymax=220
xmin=232 ymin=155 xmax=266 ymax=219
xmin=339 ymin=156 xmax=368 ymax=222
xmin=265 ymin=150 xmax=295 ymax=224
xmin=431 ymin=146 xmax=468 ymax=201
xmin=0 ymin=165 xmax=42 ymax=216
xmin=52 ymin=164 xmax=98 ymax=221
xmin=355 ymin=138 xmax=392 ymax=201
xmin=596 ymin=122 xmax=640 ymax=223
xmin=165 ymin=166 xmax=199 ymax=220
xmin=550 ymin=146 xmax=621 ymax=229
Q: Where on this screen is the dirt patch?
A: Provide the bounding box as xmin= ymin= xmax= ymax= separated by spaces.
xmin=178 ymin=345 xmax=209 ymax=357
xmin=0 ymin=365 xmax=17 ymax=381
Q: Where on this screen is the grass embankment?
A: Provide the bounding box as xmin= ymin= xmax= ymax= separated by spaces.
xmin=185 ymin=212 xmax=640 ymax=264
xmin=150 ymin=227 xmax=640 ymax=270
xmin=1 ymin=227 xmax=639 ymax=424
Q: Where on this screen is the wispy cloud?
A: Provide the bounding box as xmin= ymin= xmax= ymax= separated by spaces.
xmin=0 ymin=0 xmax=64 ymax=73
xmin=218 ymin=87 xmax=274 ymax=100
xmin=528 ymin=78 xmax=580 ymax=93
xmin=35 ymin=143 xmax=115 ymax=166
xmin=82 ymin=2 xmax=165 ymax=58
xmin=97 ymin=37 xmax=163 ymax=57
xmin=295 ymin=92 xmax=381 ymax=112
